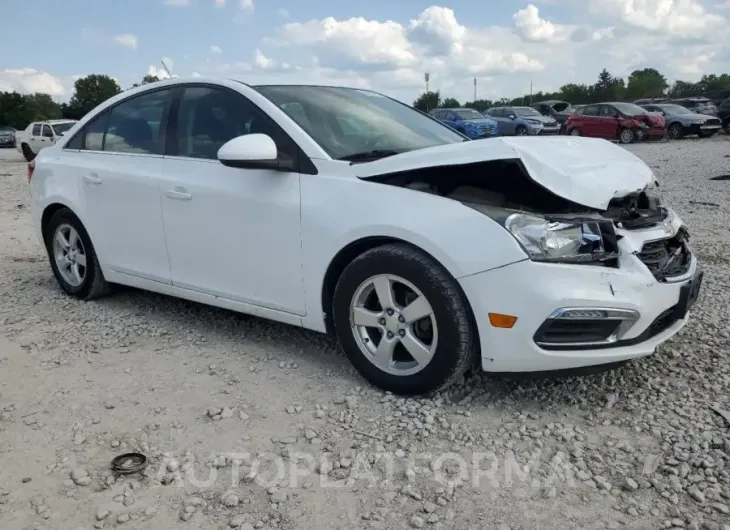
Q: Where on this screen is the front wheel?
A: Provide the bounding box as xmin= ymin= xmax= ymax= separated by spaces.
xmin=619 ymin=128 xmax=635 ymax=144
xmin=332 ymin=243 xmax=478 ymax=395
xmin=515 ymin=126 xmax=528 ymax=136
xmin=44 ymin=208 xmax=111 ymax=300
xmin=569 ymin=128 xmax=581 ymax=136
xmin=21 ymin=144 xmax=35 ymax=162
xmin=667 ymin=123 xmax=683 ymax=140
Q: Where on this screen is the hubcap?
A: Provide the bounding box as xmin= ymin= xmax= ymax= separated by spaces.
xmin=349 ymin=274 xmax=438 ymax=376
xmin=621 ymin=130 xmax=633 ymax=143
xmin=669 ymin=125 xmax=681 ymax=139
xmin=570 ymin=129 xmax=580 ymax=136
xmin=52 ymin=224 xmax=87 ymax=287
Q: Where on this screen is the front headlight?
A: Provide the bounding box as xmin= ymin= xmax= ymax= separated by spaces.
xmin=504 ymin=213 xmax=611 ymax=263
xmin=692 ymin=119 xmax=705 ymax=124
xmin=526 ymin=119 xmax=542 ymax=125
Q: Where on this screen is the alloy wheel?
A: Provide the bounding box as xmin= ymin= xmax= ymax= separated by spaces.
xmin=349 ymin=274 xmax=438 ymax=376
xmin=52 ymin=224 xmax=87 ymax=287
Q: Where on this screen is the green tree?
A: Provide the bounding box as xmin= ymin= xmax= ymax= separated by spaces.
xmin=441 ymin=97 xmax=460 ymax=108
xmin=413 ymin=91 xmax=441 ymax=112
xmin=590 ymin=69 xmax=626 ymax=102
xmin=463 ymin=99 xmax=494 ymax=112
xmin=131 ymin=74 xmax=162 ymax=89
xmin=668 ymin=80 xmax=698 ymax=98
xmin=0 ymin=91 xmax=61 ymax=129
xmin=67 ymin=74 xmax=122 ymax=119
xmin=625 ymin=68 xmax=668 ymax=100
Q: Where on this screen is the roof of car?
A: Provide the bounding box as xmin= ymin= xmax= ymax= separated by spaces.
xmin=43 ymin=119 xmax=77 ymax=124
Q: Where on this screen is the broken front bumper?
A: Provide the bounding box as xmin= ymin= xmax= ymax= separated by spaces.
xmin=459 ymin=214 xmax=701 ymax=373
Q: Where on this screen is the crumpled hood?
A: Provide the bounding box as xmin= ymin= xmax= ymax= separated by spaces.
xmin=356 ymin=136 xmax=656 ymax=210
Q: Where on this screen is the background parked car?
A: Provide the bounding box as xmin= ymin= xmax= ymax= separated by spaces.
xmin=633 ymin=97 xmax=669 ymax=106
xmin=0 ymin=126 xmax=16 ymax=148
xmin=484 ymin=106 xmax=560 ymax=136
xmin=531 ymin=100 xmax=576 ymax=132
xmin=640 ymin=103 xmax=722 ymax=139
xmin=668 ymin=97 xmax=718 ymax=116
xmin=717 ymin=97 xmax=730 ymax=133
xmin=428 ymin=108 xmax=498 ymax=138
xmin=704 ymin=89 xmax=730 ymax=107
xmin=566 ymin=102 xmax=666 ymax=144
xmin=15 ymin=119 xmax=77 ymax=161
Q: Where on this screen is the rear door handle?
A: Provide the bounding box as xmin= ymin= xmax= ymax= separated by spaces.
xmin=164 ymin=188 xmax=192 ymax=201
xmin=83 ymin=174 xmax=102 ymax=184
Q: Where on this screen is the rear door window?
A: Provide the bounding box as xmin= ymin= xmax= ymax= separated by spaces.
xmin=32 ymin=124 xmax=41 ymax=136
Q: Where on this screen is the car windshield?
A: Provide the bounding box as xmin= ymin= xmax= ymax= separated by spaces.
xmin=252 ymin=85 xmax=466 ymax=160
xmin=658 ymin=104 xmax=695 ymax=115
xmin=613 ymin=103 xmax=648 ymax=115
xmin=453 ymin=109 xmax=484 ymax=120
xmin=52 ymin=122 xmax=75 ymax=135
xmin=515 ymin=107 xmax=542 ymax=117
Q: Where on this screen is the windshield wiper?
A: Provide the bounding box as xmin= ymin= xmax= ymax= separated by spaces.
xmin=339 ymin=150 xmax=401 ymax=163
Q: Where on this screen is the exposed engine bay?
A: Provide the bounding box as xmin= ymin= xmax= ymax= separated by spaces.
xmin=366 ymin=158 xmax=668 ymax=228
xmin=367 ymin=159 xmax=689 ymax=279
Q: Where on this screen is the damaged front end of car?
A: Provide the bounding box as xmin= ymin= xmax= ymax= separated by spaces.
xmin=362 ymin=157 xmax=691 ymax=282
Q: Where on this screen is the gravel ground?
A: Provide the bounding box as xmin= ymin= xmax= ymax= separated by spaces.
xmin=0 ymin=136 xmax=729 ymax=530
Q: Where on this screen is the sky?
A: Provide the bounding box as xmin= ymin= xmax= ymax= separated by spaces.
xmin=2 ymin=0 xmax=730 ymax=105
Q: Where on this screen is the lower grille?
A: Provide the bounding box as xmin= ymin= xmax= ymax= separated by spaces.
xmin=644 ymin=307 xmax=677 ymax=339
xmin=534 ymin=319 xmax=622 ymax=345
xmin=704 ymin=118 xmax=721 ymax=126
xmin=637 ymin=233 xmax=692 ymax=281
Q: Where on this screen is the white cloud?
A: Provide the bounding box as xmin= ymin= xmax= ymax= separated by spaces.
xmin=114 ymin=34 xmax=138 ymax=51
xmin=165 ymin=0 xmax=190 ymax=5
xmin=210 ymin=45 xmax=223 ymax=54
xmin=214 ymin=0 xmax=225 ymax=6
xmin=0 ymin=68 xmax=67 ymax=96
xmin=277 ymin=8 xmax=289 ymax=17
xmin=587 ymin=0 xmax=725 ymax=39
xmin=513 ymin=4 xmax=574 ymax=43
xmin=716 ymin=0 xmax=730 ymax=9
xmin=240 ymin=0 xmax=254 ymax=11
xmin=255 ymin=49 xmax=279 ymax=70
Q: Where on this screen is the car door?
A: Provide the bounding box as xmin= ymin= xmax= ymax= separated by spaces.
xmin=577 ymin=105 xmax=599 ymax=136
xmin=595 ymin=105 xmax=621 ymax=139
xmin=70 ymin=87 xmax=174 ymax=284
xmin=29 ymin=123 xmax=43 ymax=153
xmin=40 ymin=124 xmax=56 ymax=150
xmin=489 ymin=108 xmax=511 ymax=134
xmin=158 ymin=84 xmax=305 ymax=315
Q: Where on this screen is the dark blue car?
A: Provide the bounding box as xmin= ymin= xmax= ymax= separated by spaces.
xmin=428 ymin=108 xmax=499 ymax=138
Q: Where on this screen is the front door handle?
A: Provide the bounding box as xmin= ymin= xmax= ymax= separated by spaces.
xmin=83 ymin=174 xmax=102 ymax=184
xmin=164 ymin=188 xmax=192 ymax=201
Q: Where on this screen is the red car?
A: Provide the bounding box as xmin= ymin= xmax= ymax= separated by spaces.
xmin=566 ymin=102 xmax=666 ymax=144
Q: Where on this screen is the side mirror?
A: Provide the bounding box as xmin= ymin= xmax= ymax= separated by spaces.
xmin=508 ymin=114 xmax=516 ymax=120
xmin=217 ymin=134 xmax=290 ymax=171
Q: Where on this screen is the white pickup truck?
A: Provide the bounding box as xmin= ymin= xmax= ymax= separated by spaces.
xmin=16 ymin=119 xmax=77 ymax=161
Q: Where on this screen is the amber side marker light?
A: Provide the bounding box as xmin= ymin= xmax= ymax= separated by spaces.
xmin=488 ymin=313 xmax=518 ymax=328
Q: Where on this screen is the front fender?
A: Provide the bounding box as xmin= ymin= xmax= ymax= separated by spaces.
xmin=298 ymin=168 xmax=528 ymax=331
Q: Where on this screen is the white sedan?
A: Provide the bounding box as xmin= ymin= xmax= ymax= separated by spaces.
xmin=28 ymin=77 xmax=702 ymax=395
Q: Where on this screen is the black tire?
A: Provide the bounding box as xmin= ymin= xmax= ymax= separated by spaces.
xmin=619 ymin=128 xmax=635 ymax=144
xmin=515 ymin=126 xmax=528 ymax=136
xmin=44 ymin=208 xmax=111 ymax=300
xmin=667 ymin=123 xmax=684 ymax=140
xmin=332 ymin=243 xmax=478 ymax=395
xmin=569 ymin=128 xmax=581 ymax=136
xmin=22 ymin=144 xmax=35 ymax=162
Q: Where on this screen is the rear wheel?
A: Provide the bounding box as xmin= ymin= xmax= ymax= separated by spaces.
xmin=667 ymin=123 xmax=684 ymax=140
xmin=332 ymin=243 xmax=478 ymax=395
xmin=44 ymin=208 xmax=111 ymax=300
xmin=619 ymin=128 xmax=635 ymax=144
xmin=21 ymin=144 xmax=35 ymax=162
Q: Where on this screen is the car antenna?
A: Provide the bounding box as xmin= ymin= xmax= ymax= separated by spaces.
xmin=161 ymin=59 xmax=173 ymax=78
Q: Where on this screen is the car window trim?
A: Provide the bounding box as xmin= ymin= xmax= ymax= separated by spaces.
xmin=163 ymin=82 xmax=317 ymax=174
xmin=64 ymin=85 xmax=175 ymax=156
